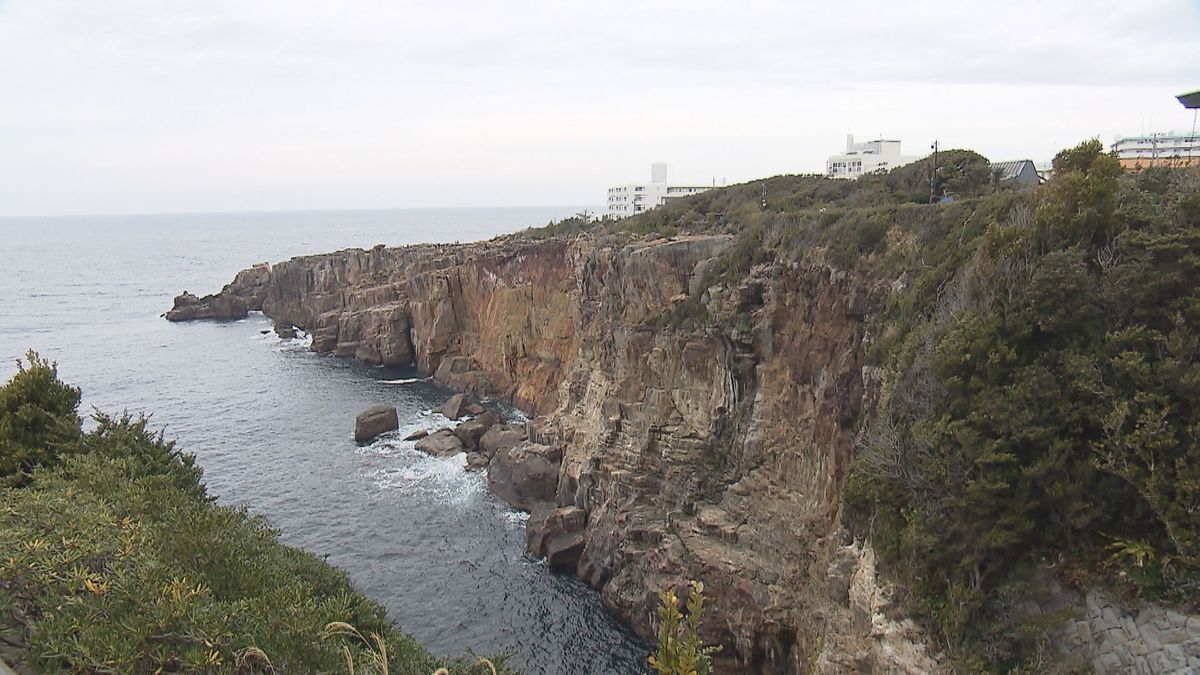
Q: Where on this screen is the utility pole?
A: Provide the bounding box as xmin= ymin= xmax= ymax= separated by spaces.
xmin=929 ymin=140 xmax=940 ymax=204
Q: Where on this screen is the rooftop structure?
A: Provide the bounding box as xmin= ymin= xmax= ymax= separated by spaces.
xmin=606 ymin=164 xmax=712 ymax=217
xmin=991 ymin=159 xmax=1041 ymax=185
xmin=826 ymin=134 xmax=918 ymax=179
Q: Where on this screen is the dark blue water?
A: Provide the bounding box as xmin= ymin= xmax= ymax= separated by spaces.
xmin=0 ymin=208 xmax=649 ymax=674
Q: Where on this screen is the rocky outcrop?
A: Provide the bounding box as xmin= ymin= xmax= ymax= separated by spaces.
xmin=816 ymin=541 xmax=947 ymax=673
xmin=229 ymin=263 xmax=272 ymax=310
xmin=488 ymin=442 xmax=562 ymax=511
xmin=354 ymin=405 xmax=398 ymax=443
xmin=165 ymin=262 xmax=271 ymax=322
xmin=527 ymin=505 xmax=587 ymax=570
xmin=164 ymin=291 xmax=248 ymax=321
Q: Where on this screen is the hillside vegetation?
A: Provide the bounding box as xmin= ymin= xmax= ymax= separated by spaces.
xmin=536 ymin=142 xmax=1200 ymax=670
xmin=0 ymin=353 xmax=509 ymax=674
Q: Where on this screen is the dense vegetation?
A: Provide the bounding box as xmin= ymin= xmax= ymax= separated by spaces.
xmin=0 ymin=354 xmax=509 ymax=674
xmin=546 ymin=143 xmax=1199 ymax=670
xmin=845 ymin=144 xmax=1200 ymax=670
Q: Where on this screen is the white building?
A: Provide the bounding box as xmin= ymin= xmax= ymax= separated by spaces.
xmin=826 ymin=135 xmax=918 ymax=179
xmin=607 ymin=163 xmax=712 ymax=217
xmin=1112 ymin=131 xmax=1200 ymax=170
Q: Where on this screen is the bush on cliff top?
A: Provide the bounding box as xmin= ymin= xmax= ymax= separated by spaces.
xmin=0 ymin=354 xmax=510 ymax=674
xmin=0 ymin=352 xmax=81 ymax=483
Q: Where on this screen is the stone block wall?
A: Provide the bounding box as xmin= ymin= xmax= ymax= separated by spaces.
xmin=1058 ymin=590 xmax=1200 ymax=674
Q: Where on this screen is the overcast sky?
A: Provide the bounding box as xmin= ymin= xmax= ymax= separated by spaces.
xmin=2 ymin=0 xmax=1198 ymax=216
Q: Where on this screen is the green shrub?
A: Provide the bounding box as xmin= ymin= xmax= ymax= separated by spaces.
xmin=0 ymin=351 xmax=81 ymax=482
xmin=0 ymin=361 xmax=513 ymax=674
xmin=648 ymin=581 xmax=719 ymax=675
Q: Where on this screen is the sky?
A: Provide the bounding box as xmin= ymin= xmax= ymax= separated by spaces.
xmin=1 ymin=0 xmax=1199 ymax=216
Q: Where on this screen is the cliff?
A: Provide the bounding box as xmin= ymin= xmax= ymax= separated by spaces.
xmin=170 ymin=148 xmax=1200 ymax=673
xmin=170 ymin=230 xmax=933 ymax=672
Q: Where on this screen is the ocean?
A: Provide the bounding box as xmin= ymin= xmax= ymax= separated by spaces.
xmin=0 ymin=207 xmax=650 ymax=674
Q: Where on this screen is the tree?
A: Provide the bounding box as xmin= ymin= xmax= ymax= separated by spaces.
xmin=0 ymin=350 xmax=82 ymax=481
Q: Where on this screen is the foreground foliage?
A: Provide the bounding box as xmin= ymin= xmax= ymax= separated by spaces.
xmin=0 ymin=354 xmax=510 ymax=674
xmin=0 ymin=352 xmax=81 ymax=483
xmin=648 ymin=581 xmax=719 ymax=675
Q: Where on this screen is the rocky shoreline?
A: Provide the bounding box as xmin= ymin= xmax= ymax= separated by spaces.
xmin=355 ymin=392 xmax=588 ymax=572
xmin=164 ymin=232 xmax=931 ymax=673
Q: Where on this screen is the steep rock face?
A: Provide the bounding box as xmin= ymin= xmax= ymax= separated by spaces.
xmin=543 ymin=259 xmax=874 ymax=672
xmin=169 ymin=233 xmax=912 ymax=672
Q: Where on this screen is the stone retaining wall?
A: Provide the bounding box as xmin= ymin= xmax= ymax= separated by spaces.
xmin=1058 ymin=589 xmax=1200 ymax=674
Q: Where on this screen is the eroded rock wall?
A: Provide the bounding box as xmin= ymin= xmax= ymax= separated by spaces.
xmin=176 ymin=234 xmax=923 ymax=672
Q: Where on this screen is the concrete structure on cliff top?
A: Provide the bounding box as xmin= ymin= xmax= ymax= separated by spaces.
xmin=606 ymin=163 xmax=714 ymax=217
xmin=1112 ymin=132 xmax=1200 ymax=171
xmin=826 ymin=134 xmax=918 ymax=179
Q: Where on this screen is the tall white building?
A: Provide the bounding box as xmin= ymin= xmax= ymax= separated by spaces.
xmin=826 ymin=135 xmax=918 ymax=179
xmin=607 ymin=163 xmax=712 ymax=217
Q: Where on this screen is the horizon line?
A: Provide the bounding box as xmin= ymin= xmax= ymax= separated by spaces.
xmin=0 ymin=203 xmax=605 ymax=221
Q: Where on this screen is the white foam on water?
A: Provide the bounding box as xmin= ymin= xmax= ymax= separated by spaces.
xmin=502 ymin=508 xmax=530 ymax=528
xmin=281 ymin=333 xmax=313 ymax=350
xmin=252 ymin=330 xmax=312 ymax=351
xmin=379 ymin=377 xmax=424 ymax=384
xmin=365 ymin=447 xmax=484 ymax=507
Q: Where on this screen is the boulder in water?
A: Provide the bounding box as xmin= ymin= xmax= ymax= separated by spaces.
xmin=354 ymin=405 xmax=398 ymax=443
xmin=433 ymin=393 xmax=470 ymax=420
xmin=452 ymin=411 xmax=499 ymax=450
xmin=414 ymin=429 xmax=463 ymax=457
xmin=403 ymin=429 xmax=429 ymax=441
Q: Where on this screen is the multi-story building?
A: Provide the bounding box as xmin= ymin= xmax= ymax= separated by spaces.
xmin=1111 ymin=132 xmax=1200 ymax=170
xmin=607 ymin=163 xmax=712 ymax=217
xmin=826 ymin=134 xmax=918 ymax=179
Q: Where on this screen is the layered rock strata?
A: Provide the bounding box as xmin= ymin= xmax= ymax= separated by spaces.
xmin=168 ymin=233 xmax=902 ymax=671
